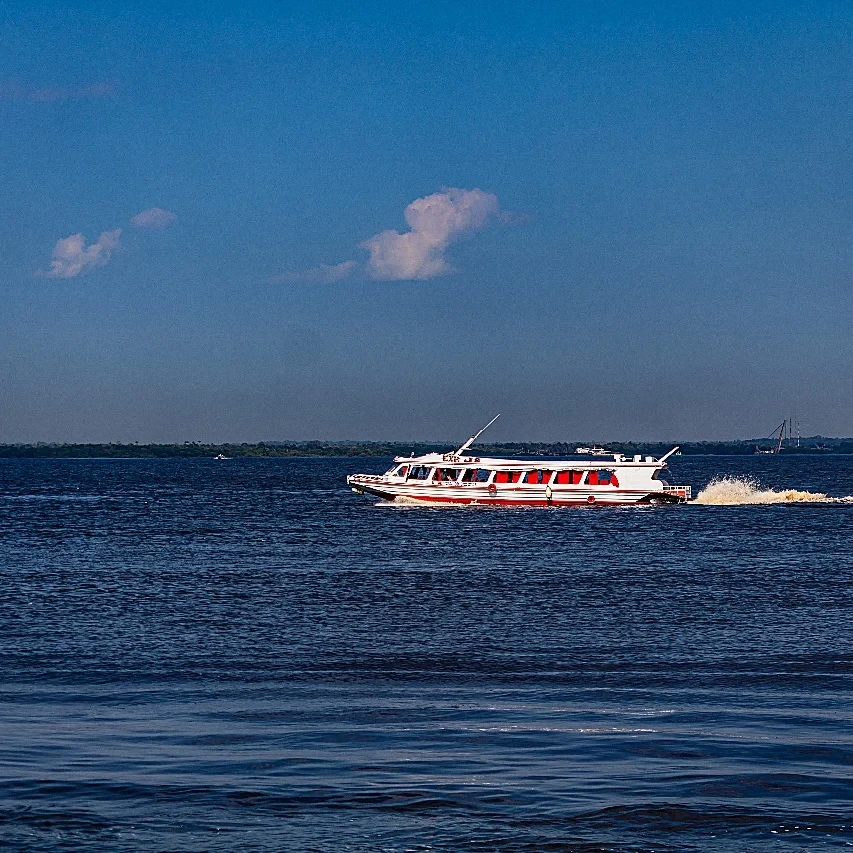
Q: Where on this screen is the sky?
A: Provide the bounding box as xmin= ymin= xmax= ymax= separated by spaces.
xmin=1 ymin=1 xmax=852 ymax=443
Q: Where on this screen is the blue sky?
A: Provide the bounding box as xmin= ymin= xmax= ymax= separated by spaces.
xmin=1 ymin=2 xmax=851 ymax=442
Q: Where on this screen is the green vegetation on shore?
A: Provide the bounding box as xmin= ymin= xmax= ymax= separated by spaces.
xmin=1 ymin=437 xmax=852 ymax=458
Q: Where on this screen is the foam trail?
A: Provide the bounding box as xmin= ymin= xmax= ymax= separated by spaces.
xmin=694 ymin=476 xmax=834 ymax=505
xmin=374 ymin=498 xmax=462 ymax=509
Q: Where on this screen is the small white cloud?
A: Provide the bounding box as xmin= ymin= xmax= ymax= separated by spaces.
xmin=0 ymin=80 xmax=118 ymax=103
xmin=40 ymin=229 xmax=122 ymax=279
xmin=269 ymin=260 xmax=358 ymax=284
xmin=131 ymin=207 xmax=177 ymax=229
xmin=360 ymin=187 xmax=499 ymax=280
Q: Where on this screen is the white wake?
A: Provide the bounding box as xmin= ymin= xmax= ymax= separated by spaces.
xmin=693 ymin=476 xmax=850 ymax=505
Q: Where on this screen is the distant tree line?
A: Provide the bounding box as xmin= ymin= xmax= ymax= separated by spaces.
xmin=1 ymin=438 xmax=852 ymax=458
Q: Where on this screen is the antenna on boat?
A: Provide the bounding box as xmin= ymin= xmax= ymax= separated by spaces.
xmin=455 ymin=414 xmax=500 ymax=455
xmin=657 ymin=446 xmax=680 ymax=464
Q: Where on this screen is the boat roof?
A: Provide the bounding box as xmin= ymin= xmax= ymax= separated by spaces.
xmin=393 ymin=452 xmax=667 ymax=468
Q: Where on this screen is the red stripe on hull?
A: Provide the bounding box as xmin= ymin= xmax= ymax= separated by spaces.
xmin=353 ymin=486 xmax=645 ymax=506
xmin=397 ymin=495 xmax=627 ymax=507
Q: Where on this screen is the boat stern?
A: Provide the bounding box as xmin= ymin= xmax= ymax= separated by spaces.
xmin=639 ymin=484 xmax=692 ymax=504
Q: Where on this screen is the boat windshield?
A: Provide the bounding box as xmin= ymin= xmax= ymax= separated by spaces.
xmin=406 ymin=466 xmax=432 ymax=480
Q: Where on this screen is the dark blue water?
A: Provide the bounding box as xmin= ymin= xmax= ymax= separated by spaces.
xmin=2 ymin=456 xmax=853 ymax=852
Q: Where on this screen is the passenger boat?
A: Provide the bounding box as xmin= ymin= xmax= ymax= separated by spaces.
xmin=347 ymin=417 xmax=691 ymax=507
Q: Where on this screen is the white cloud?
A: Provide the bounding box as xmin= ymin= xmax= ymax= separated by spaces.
xmin=269 ymin=187 xmax=501 ymax=284
xmin=270 ymin=260 xmax=358 ymax=285
xmin=360 ymin=187 xmax=499 ymax=280
xmin=41 ymin=229 xmax=122 ymax=279
xmin=131 ymin=207 xmax=177 ymax=229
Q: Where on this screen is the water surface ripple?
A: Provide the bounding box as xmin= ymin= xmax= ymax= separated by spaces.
xmin=1 ymin=456 xmax=853 ymax=851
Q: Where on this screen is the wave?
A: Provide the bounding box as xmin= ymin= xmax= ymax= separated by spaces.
xmin=694 ymin=476 xmax=851 ymax=505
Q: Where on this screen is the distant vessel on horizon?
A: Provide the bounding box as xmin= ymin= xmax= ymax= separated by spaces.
xmin=755 ymin=418 xmax=801 ymax=455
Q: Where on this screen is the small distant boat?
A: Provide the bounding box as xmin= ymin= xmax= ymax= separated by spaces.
xmin=214 ymin=453 xmax=230 ymax=460
xmin=755 ymin=419 xmax=792 ymax=455
xmin=575 ymin=445 xmax=609 ymax=455
xmin=347 ymin=416 xmax=691 ymax=506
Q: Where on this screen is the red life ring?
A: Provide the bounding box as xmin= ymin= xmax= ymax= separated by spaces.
xmin=587 ymin=495 xmax=596 ymax=504
xmin=488 ymin=483 xmax=497 ymax=497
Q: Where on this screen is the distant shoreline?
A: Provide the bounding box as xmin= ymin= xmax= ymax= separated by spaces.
xmin=2 ymin=440 xmax=852 ymax=459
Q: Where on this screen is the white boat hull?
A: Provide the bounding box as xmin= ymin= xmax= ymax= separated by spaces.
xmin=348 ymin=478 xmax=686 ymax=506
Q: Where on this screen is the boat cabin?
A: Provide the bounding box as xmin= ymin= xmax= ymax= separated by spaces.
xmin=384 ymin=462 xmax=621 ymax=487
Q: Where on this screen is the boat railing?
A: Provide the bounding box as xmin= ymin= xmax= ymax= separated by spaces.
xmin=663 ymin=484 xmax=691 ymax=500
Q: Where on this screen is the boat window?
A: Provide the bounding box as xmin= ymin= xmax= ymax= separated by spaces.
xmin=395 ymin=465 xmax=409 ymax=478
xmin=460 ymin=468 xmax=475 ymax=482
xmin=476 ymin=469 xmax=491 ymax=482
xmin=494 ymin=471 xmax=519 ymax=484
xmin=523 ymin=470 xmax=553 ymax=484
xmin=407 ymin=466 xmax=432 ymax=480
xmin=555 ymin=470 xmax=584 ymax=485
xmin=433 ymin=468 xmax=460 ymax=482
xmin=461 ymin=468 xmax=489 ymax=483
xmin=586 ymin=470 xmax=618 ymax=486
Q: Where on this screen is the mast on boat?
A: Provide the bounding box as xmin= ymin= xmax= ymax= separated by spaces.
xmin=774 ymin=419 xmax=787 ymax=454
